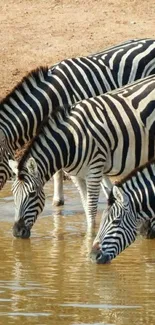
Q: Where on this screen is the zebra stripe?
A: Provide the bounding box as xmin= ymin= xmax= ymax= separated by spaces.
xmin=91 ymin=158 xmax=155 ymax=264
xmin=1 ymin=39 xmax=155 ymax=206
xmin=8 ymin=73 xmax=155 ymax=238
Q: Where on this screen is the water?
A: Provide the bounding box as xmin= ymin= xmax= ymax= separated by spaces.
xmin=0 ymin=180 xmax=155 ymax=325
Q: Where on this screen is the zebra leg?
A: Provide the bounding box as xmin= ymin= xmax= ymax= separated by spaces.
xmin=86 ymin=174 xmax=103 ymax=227
xmin=52 ymin=170 xmax=64 ymax=206
xmin=70 ymin=176 xmax=87 ymax=214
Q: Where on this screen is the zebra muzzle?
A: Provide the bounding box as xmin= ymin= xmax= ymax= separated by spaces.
xmin=13 ymin=220 xmax=31 ymax=239
xmin=90 ymin=243 xmax=111 ymax=264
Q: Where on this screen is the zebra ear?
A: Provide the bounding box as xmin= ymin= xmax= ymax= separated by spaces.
xmin=112 ymin=186 xmax=128 ymax=204
xmin=8 ymin=159 xmax=18 ymax=175
xmin=26 ymin=157 xmax=38 ymax=177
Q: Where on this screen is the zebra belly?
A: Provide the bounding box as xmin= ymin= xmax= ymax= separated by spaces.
xmin=63 ymin=166 xmax=90 ymax=178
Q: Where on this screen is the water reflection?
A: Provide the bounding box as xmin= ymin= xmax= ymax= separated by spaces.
xmin=0 ymin=180 xmax=155 ymax=324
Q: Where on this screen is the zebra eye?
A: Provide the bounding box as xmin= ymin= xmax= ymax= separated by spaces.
xmin=113 ymin=219 xmax=121 ymax=226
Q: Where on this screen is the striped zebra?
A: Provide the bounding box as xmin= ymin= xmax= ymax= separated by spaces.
xmin=9 ymin=73 xmax=155 ymax=238
xmin=90 ymin=158 xmax=155 ymax=264
xmin=1 ymin=39 xmax=155 ymax=206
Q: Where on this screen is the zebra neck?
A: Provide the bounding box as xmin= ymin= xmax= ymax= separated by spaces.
xmin=0 ymin=105 xmax=50 ymax=152
xmin=122 ymin=163 xmax=155 ymax=219
xmin=25 ymin=120 xmax=75 ymax=184
xmin=0 ymin=71 xmax=73 ymax=150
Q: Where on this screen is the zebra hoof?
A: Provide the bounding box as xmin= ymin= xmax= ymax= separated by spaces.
xmin=147 ymin=227 xmax=155 ymax=239
xmin=52 ymin=199 xmax=64 ymax=207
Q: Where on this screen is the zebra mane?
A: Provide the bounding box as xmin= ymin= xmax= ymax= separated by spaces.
xmin=116 ymin=158 xmax=155 ymax=186
xmin=108 ymin=158 xmax=155 ymax=206
xmin=0 ymin=66 xmax=49 ymax=106
xmin=50 ymin=103 xmax=72 ymax=120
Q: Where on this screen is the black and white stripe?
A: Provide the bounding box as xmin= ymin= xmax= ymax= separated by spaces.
xmin=91 ymin=158 xmax=155 ymax=264
xmin=9 ymin=73 xmax=155 ymax=238
xmin=1 ymin=38 xmax=155 ymax=206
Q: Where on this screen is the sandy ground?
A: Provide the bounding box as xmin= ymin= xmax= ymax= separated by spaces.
xmin=1 ymin=0 xmax=155 ymax=99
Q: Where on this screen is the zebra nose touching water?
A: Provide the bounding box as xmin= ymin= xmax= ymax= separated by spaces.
xmin=8 ymin=73 xmax=155 ymax=238
xmin=1 ymin=38 xmax=155 ymax=211
xmin=13 ymin=219 xmax=31 ymax=239
xmin=91 ymin=159 xmax=155 ymax=264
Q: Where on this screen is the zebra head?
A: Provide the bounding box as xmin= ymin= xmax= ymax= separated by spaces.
xmin=90 ymin=185 xmax=138 ymax=264
xmin=0 ymin=130 xmax=13 ymax=189
xmin=9 ymin=158 xmax=45 ymax=239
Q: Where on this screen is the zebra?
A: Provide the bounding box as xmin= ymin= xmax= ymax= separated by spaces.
xmin=1 ymin=38 xmax=155 ymax=206
xmin=90 ymin=158 xmax=155 ymax=264
xmin=8 ymin=73 xmax=155 ymax=238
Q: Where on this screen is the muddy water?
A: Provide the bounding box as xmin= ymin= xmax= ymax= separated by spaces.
xmin=0 ymin=181 xmax=155 ymax=325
